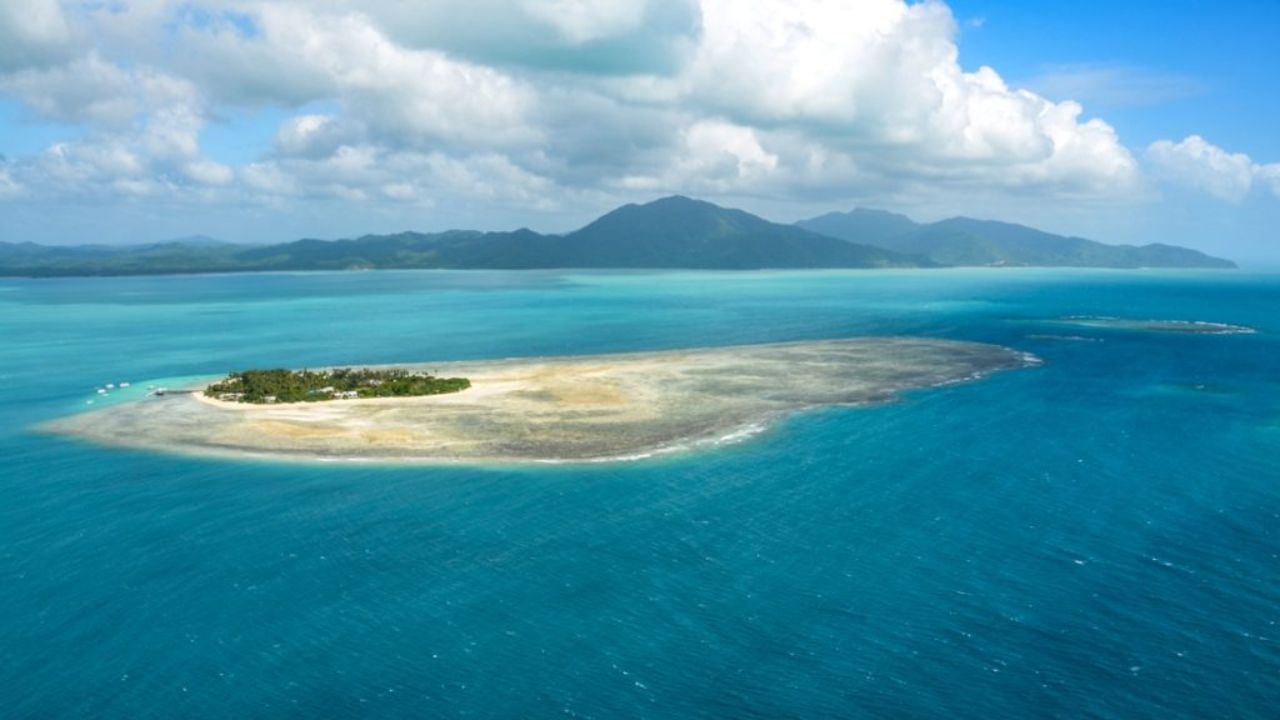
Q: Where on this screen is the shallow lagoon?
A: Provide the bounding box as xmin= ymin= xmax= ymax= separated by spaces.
xmin=2 ymin=268 xmax=1278 ymax=718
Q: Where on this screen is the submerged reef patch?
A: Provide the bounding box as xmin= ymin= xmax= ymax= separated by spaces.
xmin=1056 ymin=316 xmax=1256 ymax=335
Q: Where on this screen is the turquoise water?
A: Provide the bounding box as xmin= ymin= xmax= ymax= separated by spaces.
xmin=1 ymin=269 xmax=1277 ymax=718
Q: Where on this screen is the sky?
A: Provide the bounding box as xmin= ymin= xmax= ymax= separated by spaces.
xmin=0 ymin=1 xmax=1277 ymax=262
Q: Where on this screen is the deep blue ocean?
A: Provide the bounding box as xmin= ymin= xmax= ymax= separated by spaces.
xmin=1 ymin=269 xmax=1277 ymax=718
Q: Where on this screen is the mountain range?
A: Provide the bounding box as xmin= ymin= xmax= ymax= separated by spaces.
xmin=796 ymin=208 xmax=1234 ymax=269
xmin=0 ymin=196 xmax=1233 ymax=277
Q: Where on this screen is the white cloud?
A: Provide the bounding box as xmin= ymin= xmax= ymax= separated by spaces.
xmin=177 ymin=5 xmax=539 ymax=148
xmin=3 ymin=0 xmax=1271 ymax=235
xmin=1258 ymin=164 xmax=1280 ymax=198
xmin=665 ymin=0 xmax=1138 ymax=196
xmin=314 ymin=0 xmax=700 ymax=75
xmin=0 ymin=0 xmax=73 ymax=71
xmin=241 ymin=161 xmax=299 ymax=196
xmin=0 ymin=54 xmax=197 ymax=130
xmin=1146 ymin=135 xmax=1279 ymax=202
xmin=184 ymin=159 xmax=235 ymax=186
xmin=618 ymin=120 xmax=779 ymax=193
xmin=0 ymin=164 xmax=22 ymax=199
xmin=0 ymin=48 xmax=228 ymax=202
xmin=274 ymin=114 xmax=345 ymax=157
xmin=521 ymin=0 xmax=647 ymax=44
xmin=44 ymin=141 xmax=144 ymax=182
xmin=238 ymin=142 xmax=559 ymax=210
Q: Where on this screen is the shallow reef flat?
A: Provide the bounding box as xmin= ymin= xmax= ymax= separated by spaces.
xmin=41 ymin=338 xmax=1038 ymax=464
xmin=1056 ymin=316 xmax=1257 ymax=335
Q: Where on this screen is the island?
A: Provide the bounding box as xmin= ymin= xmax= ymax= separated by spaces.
xmin=1056 ymin=316 xmax=1256 ymax=334
xmin=796 ymin=208 xmax=1236 ymax=269
xmin=205 ymin=368 xmax=470 ymax=404
xmin=41 ymin=338 xmax=1040 ymax=464
xmin=0 ymin=196 xmax=1234 ymax=277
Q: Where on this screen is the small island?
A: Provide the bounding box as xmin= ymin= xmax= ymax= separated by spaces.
xmin=1056 ymin=316 xmax=1256 ymax=335
xmin=205 ymin=368 xmax=470 ymax=404
xmin=43 ymin=338 xmax=1040 ymax=464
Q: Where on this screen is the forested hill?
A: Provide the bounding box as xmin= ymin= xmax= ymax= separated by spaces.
xmin=0 ymin=196 xmax=1233 ymax=276
xmin=796 ymin=208 xmax=1235 ymax=269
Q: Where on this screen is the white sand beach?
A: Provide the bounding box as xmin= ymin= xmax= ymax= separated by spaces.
xmin=43 ymin=338 xmax=1038 ymax=464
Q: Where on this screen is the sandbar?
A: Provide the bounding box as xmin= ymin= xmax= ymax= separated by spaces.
xmin=41 ymin=338 xmax=1039 ymax=464
xmin=1056 ymin=316 xmax=1256 ymax=335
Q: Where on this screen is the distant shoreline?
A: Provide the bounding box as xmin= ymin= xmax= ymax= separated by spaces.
xmin=0 ymin=264 xmax=1245 ymax=281
xmin=0 ymin=196 xmax=1236 ymax=277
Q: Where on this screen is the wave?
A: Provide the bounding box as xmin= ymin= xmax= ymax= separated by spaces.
xmin=530 ymin=420 xmax=772 ymax=465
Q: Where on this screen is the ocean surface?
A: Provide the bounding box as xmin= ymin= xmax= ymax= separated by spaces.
xmin=1 ymin=268 xmax=1277 ymax=718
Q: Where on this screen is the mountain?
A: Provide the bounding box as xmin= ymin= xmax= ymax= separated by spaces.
xmin=0 ymin=197 xmax=922 ymax=276
xmin=796 ymin=208 xmax=919 ymax=248
xmin=0 ymin=197 xmax=1234 ymax=277
xmin=548 ymin=196 xmax=917 ymax=269
xmin=796 ymin=209 xmax=1235 ymax=269
xmin=145 ymin=235 xmax=235 ymax=249
xmin=0 ymin=239 xmax=251 ymax=276
xmin=233 ymin=197 xmax=918 ymax=270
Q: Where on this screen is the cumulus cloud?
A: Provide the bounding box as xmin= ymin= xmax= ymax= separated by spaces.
xmin=184 ymin=159 xmax=235 ymax=186
xmin=521 ymin=0 xmax=647 ymax=44
xmin=0 ymin=54 xmax=196 ymax=129
xmin=328 ymin=0 xmax=701 ymax=75
xmin=1 ymin=0 xmax=1269 ymax=233
xmin=0 ymin=48 xmax=221 ymax=200
xmin=0 ymin=162 xmax=22 ymax=199
xmin=0 ymin=0 xmax=73 ymax=72
xmin=618 ymin=120 xmax=779 ymax=194
xmin=608 ymin=0 xmax=1138 ymax=198
xmin=241 ymin=141 xmax=560 ymax=209
xmin=1146 ymin=135 xmax=1280 ymax=202
xmin=176 ymin=4 xmax=539 ymax=149
xmin=1258 ymin=164 xmax=1280 ymax=198
xmin=274 ymin=115 xmax=345 ymax=158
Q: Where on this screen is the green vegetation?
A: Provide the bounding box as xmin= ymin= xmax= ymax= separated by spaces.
xmin=0 ymin=196 xmax=1235 ymax=276
xmin=795 ymin=208 xmax=1236 ymax=269
xmin=204 ymin=368 xmax=470 ymax=404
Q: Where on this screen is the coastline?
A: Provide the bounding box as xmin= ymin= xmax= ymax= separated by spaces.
xmin=0 ymin=265 xmax=1253 ymax=282
xmin=42 ymin=337 xmax=1039 ymax=465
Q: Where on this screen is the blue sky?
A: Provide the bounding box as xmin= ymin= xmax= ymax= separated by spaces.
xmin=0 ymin=1 xmax=1276 ymax=262
xmin=950 ymin=0 xmax=1280 ymax=157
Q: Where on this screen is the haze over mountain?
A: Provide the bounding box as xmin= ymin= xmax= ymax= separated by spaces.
xmin=800 ymin=209 xmax=922 ymax=248
xmin=0 ymin=196 xmax=1233 ymax=277
xmin=547 ymin=196 xmax=914 ymax=269
xmin=0 ymin=197 xmax=918 ymax=276
xmin=797 ymin=209 xmax=1236 ymax=269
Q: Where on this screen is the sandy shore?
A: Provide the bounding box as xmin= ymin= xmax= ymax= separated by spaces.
xmin=42 ymin=338 xmax=1038 ymax=464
